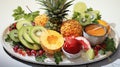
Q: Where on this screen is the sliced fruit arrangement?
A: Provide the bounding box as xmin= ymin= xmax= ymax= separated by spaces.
xmin=72 ymin=2 xmax=101 ymax=26
xmin=4 ymin=0 xmax=116 ymax=65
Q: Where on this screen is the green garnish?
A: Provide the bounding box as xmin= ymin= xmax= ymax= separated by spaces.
xmin=54 ymin=52 xmax=63 ymax=64
xmin=35 ymin=54 xmax=47 ymax=62
xmin=5 ymin=34 xmax=12 ymax=42
xmin=104 ymin=37 xmax=116 ymax=52
xmin=98 ymin=49 xmax=105 ymax=55
xmin=12 ymin=6 xmax=39 ymax=21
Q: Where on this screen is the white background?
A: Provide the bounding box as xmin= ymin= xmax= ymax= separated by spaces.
xmin=0 ymin=0 xmax=120 ymax=67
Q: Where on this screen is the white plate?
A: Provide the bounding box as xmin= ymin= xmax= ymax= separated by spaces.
xmin=1 ymin=0 xmax=120 ymax=66
xmin=1 ymin=26 xmax=119 ymax=65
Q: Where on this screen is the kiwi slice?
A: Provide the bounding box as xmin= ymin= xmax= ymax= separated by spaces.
xmin=16 ymin=19 xmax=32 ymax=30
xmin=30 ymin=26 xmax=47 ymax=44
xmin=9 ymin=29 xmax=19 ymax=42
xmin=86 ymin=11 xmax=97 ymax=21
xmin=79 ymin=14 xmax=92 ymax=26
xmin=23 ymin=26 xmax=35 ymax=43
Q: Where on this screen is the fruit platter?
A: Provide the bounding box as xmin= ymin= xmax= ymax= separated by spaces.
xmin=2 ymin=0 xmax=120 ymax=65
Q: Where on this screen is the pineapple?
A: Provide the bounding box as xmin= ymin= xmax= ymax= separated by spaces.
xmin=34 ymin=14 xmax=49 ymax=26
xmin=60 ymin=20 xmax=83 ymax=37
xmin=37 ymin=0 xmax=73 ymax=32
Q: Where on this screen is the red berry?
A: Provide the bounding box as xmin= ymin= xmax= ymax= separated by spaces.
xmin=13 ymin=45 xmax=19 ymax=52
xmin=17 ymin=48 xmax=23 ymax=54
xmin=26 ymin=49 xmax=31 ymax=56
xmin=38 ymin=50 xmax=45 ymax=56
xmin=31 ymin=50 xmax=37 ymax=56
xmin=13 ymin=23 xmax=17 ymax=28
xmin=21 ymin=51 xmax=26 ymax=56
xmin=94 ymin=49 xmax=98 ymax=56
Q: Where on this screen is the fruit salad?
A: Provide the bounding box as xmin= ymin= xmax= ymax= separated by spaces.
xmin=5 ymin=0 xmax=116 ymax=65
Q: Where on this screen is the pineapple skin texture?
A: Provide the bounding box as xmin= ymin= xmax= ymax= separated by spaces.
xmin=34 ymin=14 xmax=49 ymax=26
xmin=60 ymin=20 xmax=83 ymax=37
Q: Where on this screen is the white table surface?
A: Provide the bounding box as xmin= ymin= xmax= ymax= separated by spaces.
xmin=0 ymin=0 xmax=120 ymax=67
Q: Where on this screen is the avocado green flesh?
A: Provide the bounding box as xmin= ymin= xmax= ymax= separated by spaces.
xmin=9 ymin=29 xmax=19 ymax=42
xmin=30 ymin=26 xmax=47 ymax=44
xmin=16 ymin=19 xmax=32 ymax=30
xmin=23 ymin=26 xmax=34 ymax=43
xmin=18 ymin=26 xmax=40 ymax=50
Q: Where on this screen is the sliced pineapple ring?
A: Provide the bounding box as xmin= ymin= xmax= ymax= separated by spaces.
xmin=40 ymin=30 xmax=64 ymax=54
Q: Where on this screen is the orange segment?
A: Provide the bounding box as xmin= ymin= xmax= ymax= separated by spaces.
xmin=97 ymin=20 xmax=111 ymax=34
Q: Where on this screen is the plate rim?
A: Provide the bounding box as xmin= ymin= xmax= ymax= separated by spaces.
xmin=1 ymin=25 xmax=120 ymax=65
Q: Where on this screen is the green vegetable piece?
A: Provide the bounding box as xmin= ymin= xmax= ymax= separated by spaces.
xmin=105 ymin=37 xmax=116 ymax=52
xmin=5 ymin=34 xmax=12 ymax=42
xmin=86 ymin=48 xmax=95 ymax=60
xmin=35 ymin=54 xmax=47 ymax=62
xmin=54 ymin=52 xmax=63 ymax=64
xmin=98 ymin=49 xmax=105 ymax=55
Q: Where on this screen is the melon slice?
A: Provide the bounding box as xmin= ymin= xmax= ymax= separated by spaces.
xmin=40 ymin=30 xmax=64 ymax=54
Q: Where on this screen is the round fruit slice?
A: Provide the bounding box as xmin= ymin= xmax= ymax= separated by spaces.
xmin=79 ymin=14 xmax=92 ymax=26
xmin=9 ymin=29 xmax=19 ymax=42
xmin=30 ymin=26 xmax=47 ymax=44
xmin=40 ymin=30 xmax=64 ymax=54
xmin=86 ymin=11 xmax=97 ymax=21
xmin=75 ymin=37 xmax=91 ymax=51
xmin=74 ymin=2 xmax=87 ymax=13
xmin=86 ymin=48 xmax=95 ymax=60
xmin=18 ymin=26 xmax=40 ymax=50
xmin=23 ymin=26 xmax=34 ymax=43
xmin=16 ymin=19 xmax=32 ymax=30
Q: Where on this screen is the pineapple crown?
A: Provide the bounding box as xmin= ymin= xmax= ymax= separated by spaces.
xmin=37 ymin=0 xmax=73 ymax=23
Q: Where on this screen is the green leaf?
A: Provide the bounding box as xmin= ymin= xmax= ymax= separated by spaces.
xmin=105 ymin=37 xmax=116 ymax=52
xmin=12 ymin=6 xmax=25 ymax=20
xmin=12 ymin=6 xmax=39 ymax=21
xmin=5 ymin=34 xmax=12 ymax=42
xmin=35 ymin=54 xmax=47 ymax=62
xmin=54 ymin=52 xmax=63 ymax=64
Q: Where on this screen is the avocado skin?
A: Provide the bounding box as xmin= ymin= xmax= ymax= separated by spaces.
xmin=18 ymin=26 xmax=40 ymax=50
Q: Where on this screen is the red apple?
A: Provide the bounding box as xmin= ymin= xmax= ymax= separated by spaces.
xmin=63 ymin=37 xmax=82 ymax=54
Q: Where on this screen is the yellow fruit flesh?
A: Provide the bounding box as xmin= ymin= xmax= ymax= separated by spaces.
xmin=40 ymin=30 xmax=64 ymax=54
xmin=97 ymin=20 xmax=111 ymax=34
xmin=61 ymin=20 xmax=82 ymax=37
xmin=34 ymin=14 xmax=49 ymax=26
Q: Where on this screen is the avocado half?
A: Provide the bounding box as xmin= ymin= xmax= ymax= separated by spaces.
xmin=18 ymin=26 xmax=40 ymax=50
